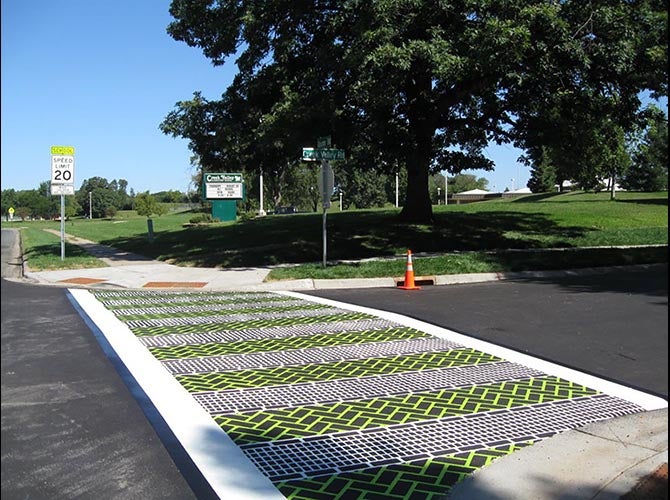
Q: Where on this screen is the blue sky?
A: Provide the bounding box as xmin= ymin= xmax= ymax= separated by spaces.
xmin=1 ymin=2 xmax=664 ymax=196
xmin=1 ymin=1 xmax=231 ymax=195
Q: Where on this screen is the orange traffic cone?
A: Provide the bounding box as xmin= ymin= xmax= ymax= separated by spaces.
xmin=398 ymin=249 xmax=421 ymax=290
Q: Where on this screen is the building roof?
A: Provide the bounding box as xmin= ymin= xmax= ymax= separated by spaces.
xmin=458 ymin=189 xmax=490 ymax=195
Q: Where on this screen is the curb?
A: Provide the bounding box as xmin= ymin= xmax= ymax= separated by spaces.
xmin=18 ymin=263 xmax=667 ymax=292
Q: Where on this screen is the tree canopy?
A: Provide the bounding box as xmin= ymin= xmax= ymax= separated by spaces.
xmin=621 ymin=105 xmax=669 ymax=191
xmin=163 ymin=0 xmax=667 ymax=222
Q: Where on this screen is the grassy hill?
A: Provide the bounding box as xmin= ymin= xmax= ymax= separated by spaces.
xmin=4 ymin=191 xmax=667 ymax=278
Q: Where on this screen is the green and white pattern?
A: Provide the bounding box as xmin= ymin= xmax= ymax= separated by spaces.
xmin=82 ymin=289 xmax=649 ymax=499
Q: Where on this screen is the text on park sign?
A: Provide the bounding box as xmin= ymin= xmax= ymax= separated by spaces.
xmin=203 ymin=172 xmax=244 ymax=200
xmin=205 ymin=182 xmax=243 ymax=199
xmin=205 ymin=173 xmax=243 ymax=183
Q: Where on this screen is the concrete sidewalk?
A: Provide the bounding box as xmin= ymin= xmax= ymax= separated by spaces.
xmin=21 ymin=233 xmax=656 ymax=293
xmin=15 ymin=236 xmax=669 ymax=500
xmin=448 ymin=408 xmax=667 ymax=500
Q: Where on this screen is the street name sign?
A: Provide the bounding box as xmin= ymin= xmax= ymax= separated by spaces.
xmin=302 ymin=148 xmax=345 ymax=161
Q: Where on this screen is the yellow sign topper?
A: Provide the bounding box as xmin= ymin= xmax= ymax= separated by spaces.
xmin=51 ymin=145 xmax=75 ymax=155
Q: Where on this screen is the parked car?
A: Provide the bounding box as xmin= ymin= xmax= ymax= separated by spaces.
xmin=274 ymin=206 xmax=298 ymax=215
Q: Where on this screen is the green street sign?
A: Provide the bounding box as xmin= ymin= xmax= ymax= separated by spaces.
xmin=302 ymin=148 xmax=346 ymax=161
xmin=317 ymin=136 xmax=332 ymax=148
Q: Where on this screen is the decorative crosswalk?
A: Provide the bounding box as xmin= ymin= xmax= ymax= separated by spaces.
xmin=79 ymin=289 xmax=653 ymax=499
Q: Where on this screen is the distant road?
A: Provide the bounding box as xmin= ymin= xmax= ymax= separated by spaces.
xmin=1 ymin=228 xmax=22 ymax=279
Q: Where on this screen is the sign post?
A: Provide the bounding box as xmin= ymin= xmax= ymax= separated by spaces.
xmin=50 ymin=145 xmax=75 ymax=260
xmin=303 ymin=141 xmax=343 ymax=268
xmin=317 ymin=161 xmax=335 ymax=268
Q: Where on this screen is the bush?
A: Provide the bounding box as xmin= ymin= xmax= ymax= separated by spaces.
xmin=238 ymin=211 xmax=257 ymax=222
xmin=189 ymin=213 xmax=214 ymax=224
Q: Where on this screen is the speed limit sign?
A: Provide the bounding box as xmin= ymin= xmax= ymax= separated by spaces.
xmin=51 ymin=145 xmax=75 ymax=187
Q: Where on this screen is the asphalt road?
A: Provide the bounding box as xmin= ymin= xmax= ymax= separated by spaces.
xmin=306 ymin=265 xmax=669 ymax=399
xmin=2 ymin=227 xmax=667 ymax=499
xmin=1 ymin=231 xmax=204 ymax=499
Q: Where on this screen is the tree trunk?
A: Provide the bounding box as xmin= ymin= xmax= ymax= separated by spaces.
xmin=399 ymin=66 xmax=435 ymax=224
xmin=400 ymin=152 xmax=433 ymax=223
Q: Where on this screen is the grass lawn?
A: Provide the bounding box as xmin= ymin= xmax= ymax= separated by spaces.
xmin=3 ymin=190 xmax=667 ymax=278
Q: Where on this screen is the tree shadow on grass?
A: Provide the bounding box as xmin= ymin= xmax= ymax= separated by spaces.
xmin=508 ymin=193 xmax=564 ymax=203
xmin=97 ymin=210 xmax=590 ymax=268
xmin=615 ymin=197 xmax=668 ymax=206
xmin=28 ymin=242 xmax=96 ymax=260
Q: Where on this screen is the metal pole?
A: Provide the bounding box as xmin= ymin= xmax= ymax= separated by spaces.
xmin=259 ymin=170 xmax=266 ymax=216
xmin=89 ymin=191 xmax=92 ymax=219
xmin=60 ymin=194 xmax=65 ymax=260
xmin=445 ymin=174 xmax=448 ymax=205
xmin=395 ymin=173 xmax=399 ymax=208
xmin=322 ymin=208 xmax=327 ymax=268
xmin=339 ymin=191 xmax=342 ymax=210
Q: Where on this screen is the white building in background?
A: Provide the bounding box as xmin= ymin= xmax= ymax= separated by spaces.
xmin=555 ymin=179 xmax=626 ymax=192
xmin=458 ymin=189 xmax=490 ymax=195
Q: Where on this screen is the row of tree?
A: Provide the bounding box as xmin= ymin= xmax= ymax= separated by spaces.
xmin=160 ymin=0 xmax=667 ymax=222
xmin=0 ymin=177 xmax=189 ymax=221
xmin=1 ymin=169 xmax=490 ymax=221
xmin=526 ymin=105 xmax=668 ymax=193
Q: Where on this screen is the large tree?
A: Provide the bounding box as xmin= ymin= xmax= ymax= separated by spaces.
xmin=165 ymin=0 xmax=667 ymax=222
xmin=621 ymin=105 xmax=669 ymax=191
xmin=509 ymin=1 xmax=667 ymax=194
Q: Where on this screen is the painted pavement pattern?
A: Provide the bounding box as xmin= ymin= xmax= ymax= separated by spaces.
xmin=90 ymin=290 xmax=645 ymax=500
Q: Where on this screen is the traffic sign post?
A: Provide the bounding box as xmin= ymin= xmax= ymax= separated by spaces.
xmin=50 ymin=145 xmax=75 ymax=260
xmin=317 ymin=136 xmax=332 ymax=148
xmin=318 ymin=161 xmax=336 ymax=268
xmin=301 ymin=142 xmax=345 ymax=268
xmin=318 ymin=161 xmax=334 ymax=209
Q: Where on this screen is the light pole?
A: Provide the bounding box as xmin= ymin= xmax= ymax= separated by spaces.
xmin=444 ymin=174 xmax=448 ymax=205
xmin=89 ymin=191 xmax=92 ymax=219
xmin=339 ymin=191 xmax=343 ymax=211
xmin=437 ymin=187 xmax=441 ymax=205
xmin=395 ymin=173 xmax=399 ymax=208
xmin=258 ymin=170 xmax=266 ymax=216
